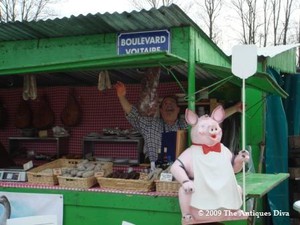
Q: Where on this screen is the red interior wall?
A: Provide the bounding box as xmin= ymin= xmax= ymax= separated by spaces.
xmin=0 ymin=82 xmax=185 ymax=164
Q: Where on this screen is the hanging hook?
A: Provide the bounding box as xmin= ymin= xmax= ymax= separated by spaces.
xmin=184 ymin=75 xmax=235 ymax=102
xmin=159 ymin=63 xmax=186 ymax=94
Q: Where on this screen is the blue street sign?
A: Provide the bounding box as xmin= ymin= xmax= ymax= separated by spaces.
xmin=117 ymin=30 xmax=170 ymax=55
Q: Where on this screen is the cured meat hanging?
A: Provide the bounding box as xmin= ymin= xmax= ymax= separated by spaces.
xmin=61 ymin=89 xmax=81 ymax=127
xmin=33 ymin=95 xmax=55 ymax=130
xmin=23 ymin=74 xmax=37 ymax=100
xmin=14 ymin=99 xmax=32 ymax=129
xmin=138 ymin=67 xmax=161 ymax=117
xmin=98 ymin=70 xmax=111 ymax=92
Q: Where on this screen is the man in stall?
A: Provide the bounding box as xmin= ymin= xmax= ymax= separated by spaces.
xmin=115 ymin=81 xmax=241 ymax=171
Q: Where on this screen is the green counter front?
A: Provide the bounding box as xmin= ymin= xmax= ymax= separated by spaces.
xmin=0 ymin=183 xmax=246 ymax=225
xmin=0 ymin=172 xmax=289 ymax=225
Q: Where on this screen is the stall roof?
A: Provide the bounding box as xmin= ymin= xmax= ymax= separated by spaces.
xmin=199 ymin=63 xmax=288 ymax=98
xmin=257 ymin=44 xmax=300 ymax=58
xmin=0 ymin=4 xmax=217 ymax=52
xmin=0 ymin=4 xmax=226 ymax=86
xmin=258 ymin=44 xmax=300 ymax=74
xmin=228 ymin=44 xmax=300 ymax=74
xmin=0 ymin=4 xmax=288 ymax=98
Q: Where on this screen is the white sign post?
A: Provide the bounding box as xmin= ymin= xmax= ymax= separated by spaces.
xmin=231 ymin=45 xmax=257 ymax=211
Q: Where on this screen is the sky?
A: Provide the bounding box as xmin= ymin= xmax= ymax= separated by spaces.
xmin=52 ymin=0 xmax=134 ymax=17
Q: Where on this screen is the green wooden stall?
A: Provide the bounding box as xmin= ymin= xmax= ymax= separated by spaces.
xmin=0 ymin=4 xmax=290 ymax=225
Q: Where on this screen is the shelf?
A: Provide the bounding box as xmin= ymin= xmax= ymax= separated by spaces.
xmin=9 ymin=137 xmax=67 ymax=141
xmin=83 ymin=137 xmax=143 ymax=143
xmin=82 ymin=137 xmax=144 ymax=164
xmin=8 ymin=136 xmax=69 ymax=166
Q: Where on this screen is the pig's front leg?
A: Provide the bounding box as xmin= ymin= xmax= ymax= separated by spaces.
xmin=171 ymin=159 xmax=195 ymax=222
xmin=178 ymin=186 xmax=193 ymax=222
xmin=170 ymin=159 xmax=195 ymax=192
xmin=233 ymin=150 xmax=250 ymax=173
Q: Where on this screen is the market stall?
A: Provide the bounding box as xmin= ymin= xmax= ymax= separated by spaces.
xmin=0 ymin=4 xmax=290 ymax=225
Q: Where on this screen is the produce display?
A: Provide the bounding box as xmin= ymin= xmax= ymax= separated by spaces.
xmin=106 ymin=171 xmax=140 ymax=179
xmin=59 ymin=159 xmax=108 ymax=178
xmin=27 ymin=159 xmax=113 ymax=188
xmin=96 ymin=168 xmax=162 ymax=192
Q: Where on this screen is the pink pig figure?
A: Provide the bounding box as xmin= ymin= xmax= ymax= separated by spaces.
xmin=170 ymin=105 xmax=249 ymax=224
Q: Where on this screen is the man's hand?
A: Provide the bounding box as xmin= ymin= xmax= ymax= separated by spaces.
xmin=114 ymin=81 xmax=126 ymax=98
xmin=235 ymin=102 xmax=243 ymax=113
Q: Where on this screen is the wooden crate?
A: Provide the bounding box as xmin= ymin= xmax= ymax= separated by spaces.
xmin=96 ymin=176 xmax=155 ymax=192
xmin=27 ymin=159 xmax=81 ymax=185
xmin=155 ymin=180 xmax=181 ymax=193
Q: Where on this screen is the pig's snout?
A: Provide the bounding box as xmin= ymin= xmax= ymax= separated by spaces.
xmin=209 ymin=126 xmax=220 ymax=138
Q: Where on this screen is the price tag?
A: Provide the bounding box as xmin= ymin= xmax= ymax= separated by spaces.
xmin=159 ymin=172 xmax=173 ymax=182
xmin=23 ymin=160 xmax=33 ymax=171
xmin=52 ymin=168 xmax=62 ymax=176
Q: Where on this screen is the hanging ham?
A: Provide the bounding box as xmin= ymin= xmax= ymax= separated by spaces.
xmin=138 ymin=67 xmax=161 ymax=117
xmin=61 ymin=89 xmax=81 ymax=127
xmin=14 ymin=99 xmax=32 ymax=129
xmin=33 ymin=95 xmax=55 ymax=129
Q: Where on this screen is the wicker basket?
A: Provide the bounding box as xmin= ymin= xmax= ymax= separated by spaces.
xmin=57 ymin=161 xmax=113 ymax=189
xmin=155 ymin=180 xmax=181 ymax=193
xmin=57 ymin=176 xmax=97 ymax=189
xmin=96 ymin=176 xmax=155 ymax=192
xmin=27 ymin=159 xmax=81 ymax=185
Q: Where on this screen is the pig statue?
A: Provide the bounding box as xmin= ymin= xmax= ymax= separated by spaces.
xmin=170 ymin=105 xmax=249 ymax=224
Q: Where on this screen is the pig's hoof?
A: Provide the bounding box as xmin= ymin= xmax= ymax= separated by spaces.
xmin=182 ymin=214 xmax=193 ymax=222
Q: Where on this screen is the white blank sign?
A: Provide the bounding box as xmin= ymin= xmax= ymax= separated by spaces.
xmin=232 ymin=45 xmax=257 ymax=79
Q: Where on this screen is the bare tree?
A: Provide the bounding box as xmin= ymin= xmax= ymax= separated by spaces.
xmin=130 ymin=0 xmax=223 ymax=44
xmin=282 ymin=0 xmax=295 ymax=44
xmin=231 ymin=0 xmax=259 ymax=44
xmin=0 ymin=0 xmax=57 ymax=22
xmin=196 ymin=0 xmax=222 ymax=42
xmin=270 ymin=0 xmax=281 ymax=45
xmin=297 ymin=13 xmax=300 ymax=67
xmin=261 ymin=0 xmax=272 ymax=47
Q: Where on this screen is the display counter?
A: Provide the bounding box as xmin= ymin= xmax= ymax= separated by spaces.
xmin=0 ymin=173 xmax=289 ymax=225
xmin=0 ymin=182 xmax=183 ymax=225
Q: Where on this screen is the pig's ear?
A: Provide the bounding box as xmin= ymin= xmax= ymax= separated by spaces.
xmin=211 ymin=105 xmax=225 ymax=123
xmin=185 ymin=109 xmax=198 ymax=126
